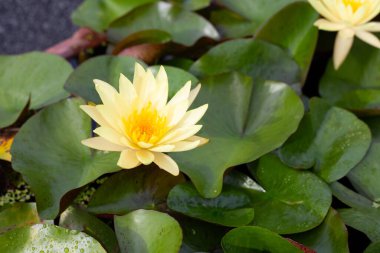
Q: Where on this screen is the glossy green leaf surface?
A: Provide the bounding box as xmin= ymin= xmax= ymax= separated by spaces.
xmin=60 ymin=206 xmax=119 ymax=253
xmin=291 ymin=208 xmax=349 ymax=253
xmin=71 ymin=0 xmax=158 ymax=32
xmin=65 ymin=55 xmax=143 ymax=103
xmin=114 ymin=209 xmax=182 ymax=253
xmin=319 ymin=40 xmax=380 ymax=113
xmin=171 ymin=72 xmax=304 ymax=198
xmin=170 ymin=0 xmax=210 ymax=10
xmin=339 ymin=208 xmax=380 ymax=242
xmin=348 ymin=118 xmax=380 ymax=201
xmin=330 ymin=182 xmax=373 ymax=209
xmin=167 ymin=182 xmax=254 ymax=227
xmin=249 ymin=154 xmax=332 ymax=234
xmin=0 ymin=203 xmax=40 ymax=234
xmin=279 ymin=98 xmax=371 ymax=182
xmin=255 ymin=2 xmax=318 ymax=79
xmin=221 ymin=226 xmax=302 ymax=253
xmin=0 ymin=224 xmax=106 ymax=253
xmin=87 ymin=166 xmax=185 ymax=215
xmin=0 ymin=52 xmax=72 ymax=128
xmin=108 ymin=2 xmax=219 ymax=46
xmin=190 ymin=39 xmax=300 ymax=85
xmin=11 ymin=98 xmax=120 ymax=219
xmin=365 ymin=241 xmax=380 ymax=253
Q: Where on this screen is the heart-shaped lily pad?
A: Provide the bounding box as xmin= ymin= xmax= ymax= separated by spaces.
xmin=171 ymin=72 xmax=304 ymax=198
xmin=114 ymin=209 xmax=182 ymax=253
xmin=221 ymin=226 xmax=302 ymax=253
xmin=248 ymin=154 xmax=332 ymax=234
xmin=279 ymin=98 xmax=371 ymax=182
xmin=11 ymin=98 xmax=120 ymax=219
xmin=0 ymin=224 xmax=106 ymax=252
xmin=167 ymin=182 xmax=254 ymax=227
xmin=87 ymin=166 xmax=185 ymax=215
xmin=108 ymin=2 xmax=219 ymax=46
xmin=0 ymin=52 xmax=72 ymax=128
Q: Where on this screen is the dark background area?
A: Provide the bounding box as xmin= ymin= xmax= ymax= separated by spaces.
xmin=0 ymin=0 xmax=82 ymax=54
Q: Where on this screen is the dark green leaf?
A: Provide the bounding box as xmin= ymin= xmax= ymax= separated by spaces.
xmin=0 ymin=203 xmax=40 ymax=234
xmin=108 ymin=2 xmax=219 ymax=46
xmin=114 ymin=209 xmax=182 ymax=253
xmin=365 ymin=241 xmax=380 ymax=253
xmin=221 ymin=226 xmax=302 ymax=253
xmin=170 ymin=0 xmax=211 ymax=10
xmin=171 ymin=72 xmax=304 ymax=198
xmin=167 ymin=182 xmax=254 ymax=227
xmin=0 ymin=224 xmax=106 ymax=252
xmin=60 ymin=206 xmax=119 ymax=253
xmin=87 ymin=166 xmax=185 ymax=215
xmin=330 ymin=182 xmax=373 ymax=209
xmin=249 ymin=154 xmax=332 ymax=234
xmin=291 ymin=208 xmax=349 ymax=253
xmin=0 ymin=52 xmax=72 ymax=128
xmin=11 ymin=98 xmax=120 ymax=219
xmin=279 ymin=98 xmax=371 ymax=182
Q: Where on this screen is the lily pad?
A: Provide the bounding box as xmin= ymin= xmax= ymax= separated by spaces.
xmin=0 ymin=203 xmax=40 ymax=234
xmin=170 ymin=0 xmax=211 ymax=10
xmin=108 ymin=2 xmax=219 ymax=46
xmin=60 ymin=206 xmax=119 ymax=253
xmin=365 ymin=241 xmax=380 ymax=253
xmin=279 ymin=98 xmax=371 ymax=183
xmin=330 ymin=182 xmax=373 ymax=209
xmin=221 ymin=226 xmax=302 ymax=253
xmin=71 ymin=0 xmax=158 ymax=32
xmin=167 ymin=182 xmax=254 ymax=227
xmin=171 ymin=72 xmax=304 ymax=198
xmin=0 ymin=224 xmax=106 ymax=253
xmin=291 ymin=208 xmax=349 ymax=253
xmin=348 ymin=117 xmax=380 ymax=201
xmin=248 ymin=154 xmax=332 ymax=234
xmin=64 ymin=55 xmax=143 ymax=103
xmin=319 ymin=40 xmax=380 ymax=114
xmin=114 ymin=209 xmax=182 ymax=253
xmin=190 ymin=38 xmax=300 ymax=85
xmin=11 ymin=98 xmax=120 ymax=219
xmin=87 ymin=166 xmax=185 ymax=215
xmin=0 ymin=52 xmax=72 ymax=128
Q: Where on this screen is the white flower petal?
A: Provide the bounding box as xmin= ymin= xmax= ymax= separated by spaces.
xmin=177 ymin=104 xmax=208 ymax=128
xmin=118 ymin=149 xmax=141 ymax=169
xmin=171 ymin=140 xmax=201 ymax=152
xmin=119 ymin=73 xmax=137 ymax=104
xmin=159 ymin=125 xmax=203 ymax=144
xmin=95 ymin=105 xmax=124 ymax=133
xmin=154 ymin=66 xmax=169 ymax=108
xmin=168 ymin=81 xmax=191 ymax=106
xmin=188 ymin=84 xmax=201 ymax=106
xmin=153 ymin=152 xmax=180 ymax=176
xmin=308 ymin=0 xmax=340 ymax=22
xmin=333 ymin=29 xmax=355 ymax=69
xmin=357 ymin=22 xmax=380 ymax=32
xmin=186 ymin=136 xmax=209 ymax=145
xmin=80 ymin=105 xmax=109 ymax=127
xmin=314 ymin=19 xmax=347 ymax=31
xmin=82 ymin=137 xmax=125 ymax=151
xmin=133 ymin=63 xmax=147 ymax=95
xmin=93 ymin=126 xmax=124 ymax=145
xmin=94 ymin=79 xmax=118 ymax=108
xmin=149 ymin=144 xmax=175 ymax=152
xmin=355 ymin=30 xmax=380 ymax=48
xmin=138 ymin=141 xmax=154 ymax=149
xmin=166 ymin=100 xmax=189 ymax=127
xmin=136 ymin=150 xmax=155 ymax=165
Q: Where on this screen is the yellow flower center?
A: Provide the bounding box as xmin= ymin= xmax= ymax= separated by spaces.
xmin=124 ymin=103 xmax=168 ymax=145
xmin=342 ymin=0 xmax=365 ymax=12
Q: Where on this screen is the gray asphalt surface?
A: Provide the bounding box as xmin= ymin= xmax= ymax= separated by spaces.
xmin=0 ymin=0 xmax=83 ymax=54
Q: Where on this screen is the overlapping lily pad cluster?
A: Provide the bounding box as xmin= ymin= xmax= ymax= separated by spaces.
xmin=0 ymin=0 xmax=380 ymax=252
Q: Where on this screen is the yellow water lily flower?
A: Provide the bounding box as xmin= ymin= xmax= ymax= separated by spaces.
xmin=0 ymin=135 xmax=14 ymax=162
xmin=309 ymin=0 xmax=380 ymax=69
xmin=81 ymin=63 xmax=208 ymax=176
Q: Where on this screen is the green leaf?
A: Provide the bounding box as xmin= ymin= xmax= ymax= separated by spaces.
xmin=114 ymin=209 xmax=182 ymax=253
xmin=167 ymin=182 xmax=254 ymax=227
xmin=60 ymin=206 xmax=119 ymax=253
xmin=330 ymin=182 xmax=373 ymax=209
xmin=71 ymin=0 xmax=158 ymax=32
xmin=279 ymin=98 xmax=371 ymax=182
xmin=0 ymin=224 xmax=106 ymax=253
xmin=291 ymin=208 xmax=349 ymax=253
xmin=87 ymin=166 xmax=185 ymax=215
xmin=0 ymin=52 xmax=72 ymax=128
xmin=348 ymin=117 xmax=380 ymax=201
xmin=249 ymin=154 xmax=332 ymax=234
xmin=108 ymin=2 xmax=219 ymax=46
xmin=170 ymin=0 xmax=211 ymax=10
xmin=11 ymin=98 xmax=120 ymax=219
xmin=221 ymin=226 xmax=302 ymax=253
xmin=319 ymin=40 xmax=380 ymax=114
xmin=365 ymin=241 xmax=380 ymax=253
xmin=190 ymin=39 xmax=300 ymax=85
xmin=0 ymin=203 xmax=40 ymax=234
xmin=65 ymin=55 xmax=144 ymax=103
xmin=255 ymin=2 xmax=318 ymax=80
xmin=339 ymin=208 xmax=380 ymax=242
xmin=171 ymin=72 xmax=304 ymax=198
